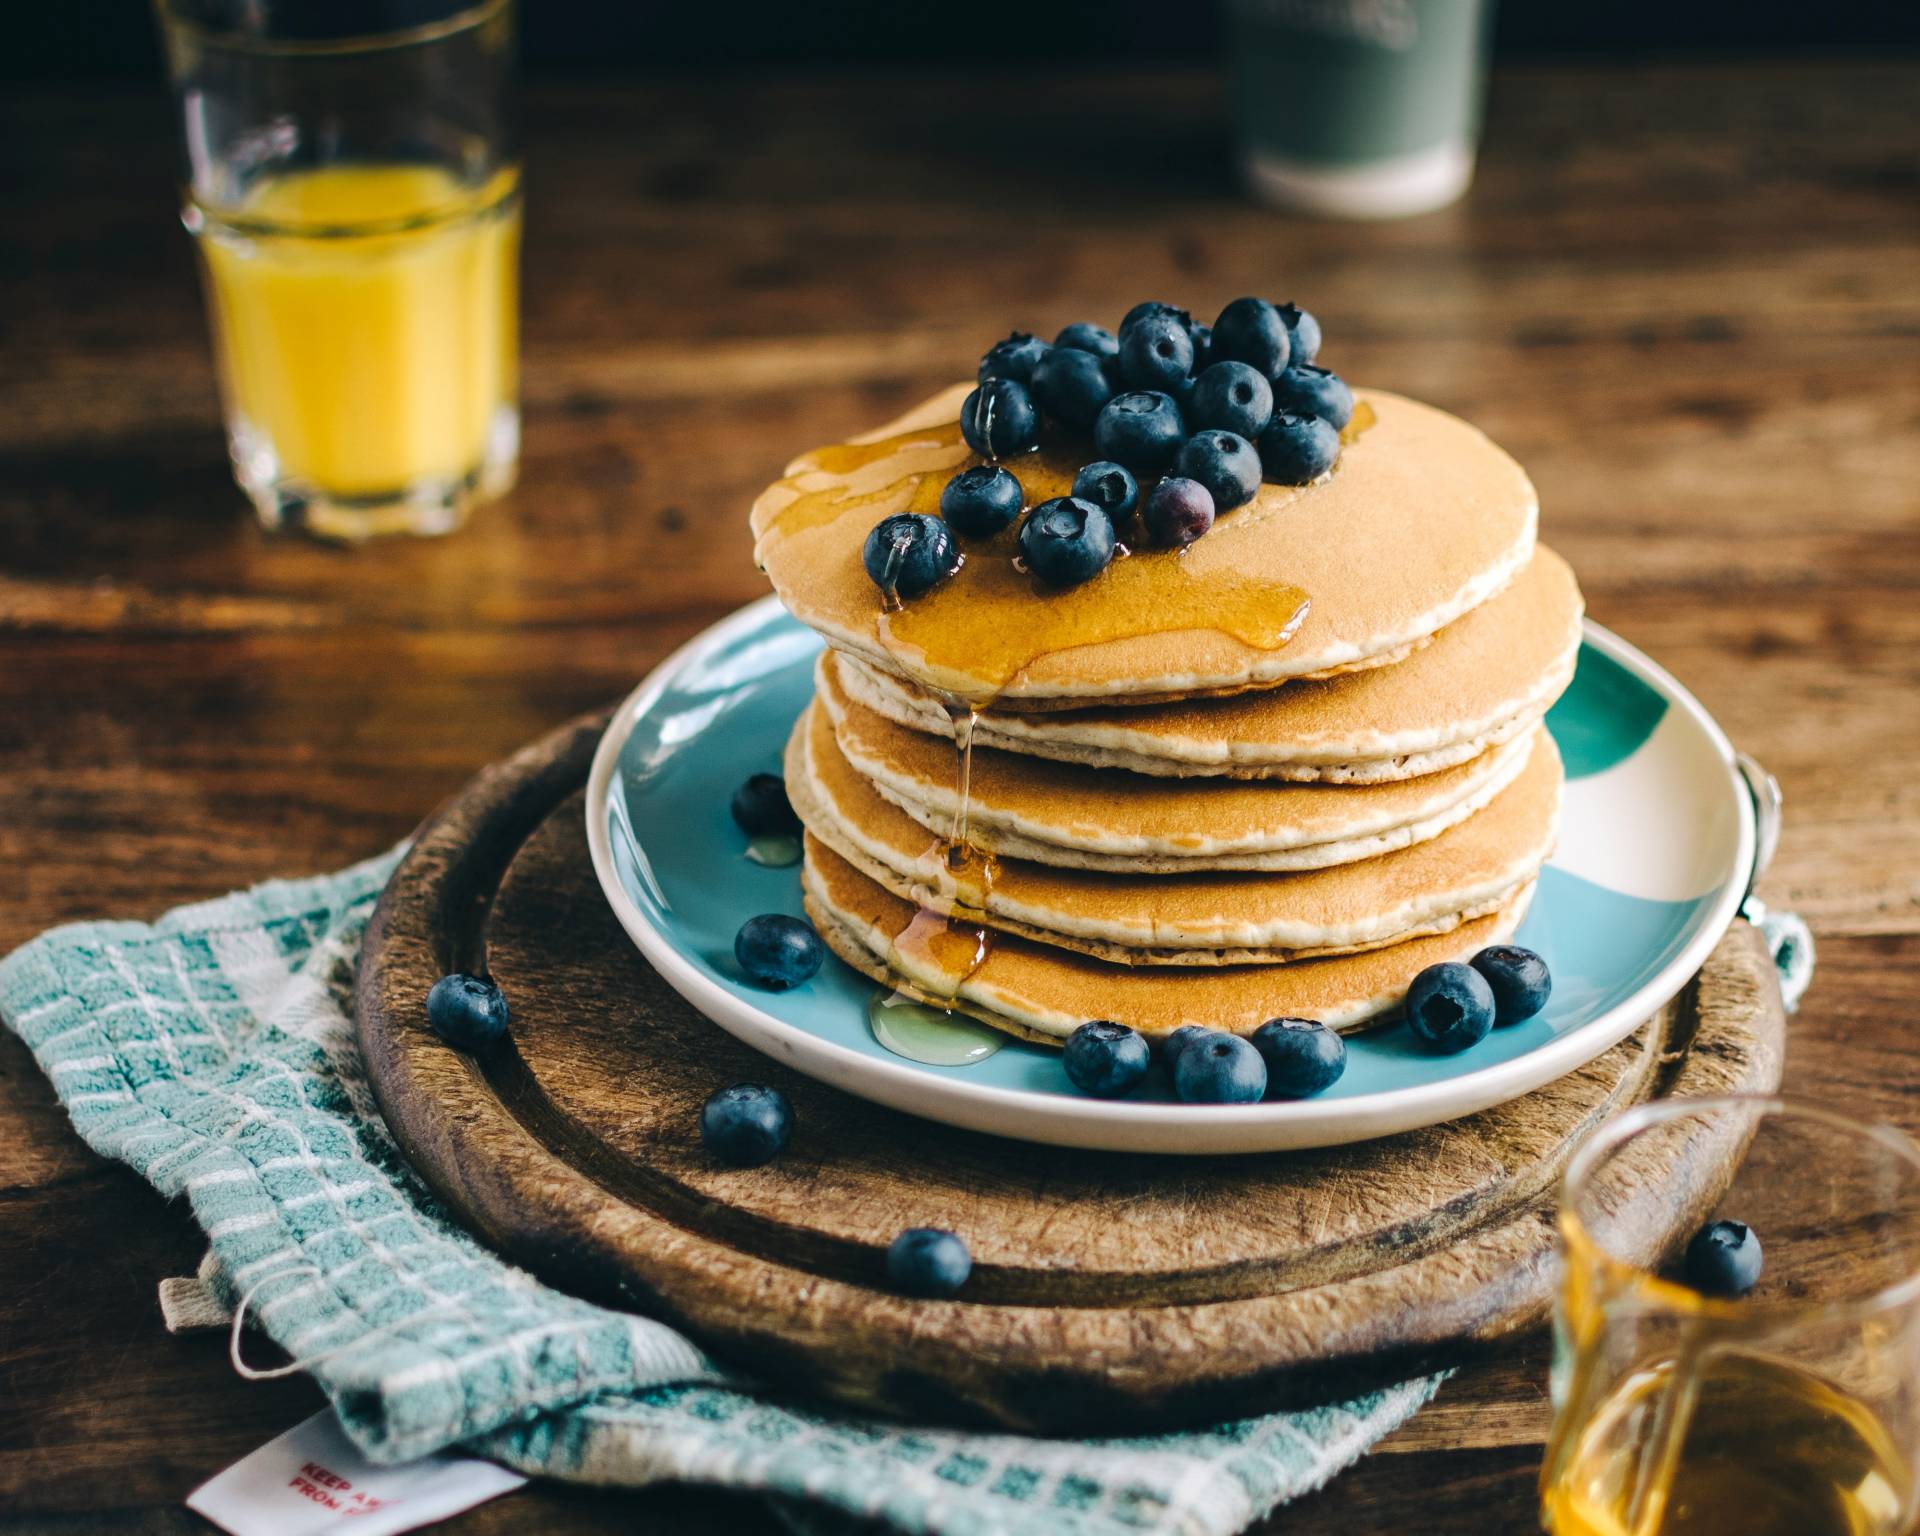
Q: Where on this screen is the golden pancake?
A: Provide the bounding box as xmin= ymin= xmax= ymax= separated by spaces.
xmin=803 ymin=836 xmax=1532 ymax=1042
xmin=818 ymin=649 xmax=1536 ymax=873
xmin=751 ymin=385 xmax=1537 ymax=707
xmin=834 ymin=545 xmax=1582 ymax=781
xmin=787 ymin=698 xmax=1561 ymax=964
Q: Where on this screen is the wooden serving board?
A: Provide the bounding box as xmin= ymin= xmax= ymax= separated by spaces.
xmin=355 ymin=709 xmax=1786 ymax=1434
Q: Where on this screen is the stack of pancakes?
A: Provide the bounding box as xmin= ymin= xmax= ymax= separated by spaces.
xmin=749 ymin=384 xmax=1583 ymax=1047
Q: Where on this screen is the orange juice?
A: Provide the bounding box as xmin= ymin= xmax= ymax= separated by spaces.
xmin=192 ymin=163 xmax=519 ymax=520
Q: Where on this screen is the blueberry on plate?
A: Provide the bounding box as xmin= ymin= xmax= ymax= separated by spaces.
xmin=1141 ymin=476 xmax=1216 ymax=550
xmin=730 ymin=772 xmax=800 ymax=838
xmin=1118 ymin=311 xmax=1196 ymax=395
xmin=1684 ymin=1219 xmax=1763 ymax=1298
xmin=1070 ymin=460 xmax=1140 ymax=526
xmin=1053 ymin=321 xmax=1119 ymax=361
xmin=863 ymin=512 xmax=962 ymax=601
xmin=1189 ymin=361 xmax=1274 ymax=440
xmin=1210 ymin=297 xmax=1291 ymax=379
xmin=1019 ymin=496 xmax=1115 ymax=588
xmin=887 ymin=1227 xmax=972 ymax=1298
xmin=1270 ymin=365 xmax=1354 ymax=431
xmin=1063 ymin=1020 xmax=1151 ymax=1098
xmin=1093 ymin=390 xmax=1187 ymax=475
xmin=1031 ymin=345 xmax=1117 ymax=431
xmin=1172 ymin=1031 xmax=1268 ymax=1104
xmin=734 ymin=913 xmax=825 ymax=990
xmin=977 ymin=331 xmax=1049 ymax=385
xmin=425 ymin=973 xmax=511 ymax=1051
xmin=1404 ymin=961 xmax=1496 ymax=1054
xmin=699 ymin=1082 xmax=793 ymax=1168
xmin=1471 ymin=945 xmax=1553 ymax=1026
xmin=1274 ymin=303 xmax=1322 ymax=367
xmin=960 ymin=377 xmax=1039 ymax=460
xmin=1251 ymin=1017 xmax=1346 ymax=1099
xmin=1257 ymin=410 xmax=1341 ymax=485
xmin=1159 ymin=1024 xmax=1211 ymax=1070
xmin=939 ymin=465 xmax=1025 ymax=539
xmin=1175 ymin=430 xmax=1262 ymax=513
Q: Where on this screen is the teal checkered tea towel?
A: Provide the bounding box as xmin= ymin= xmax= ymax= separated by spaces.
xmin=0 ymin=848 xmax=1454 ymax=1535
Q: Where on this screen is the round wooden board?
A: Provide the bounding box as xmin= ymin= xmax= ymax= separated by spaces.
xmin=356 ymin=709 xmax=1786 ymax=1434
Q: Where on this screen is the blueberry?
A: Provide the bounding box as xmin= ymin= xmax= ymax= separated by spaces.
xmin=1159 ymin=1024 xmax=1211 ymax=1070
xmin=734 ymin=913 xmax=825 ymax=990
xmin=425 ymin=973 xmax=510 ymax=1051
xmin=1053 ymin=321 xmax=1119 ymax=361
xmin=1684 ymin=1219 xmax=1763 ymax=1299
xmin=1093 ymin=390 xmax=1187 ymax=475
xmin=887 ymin=1227 xmax=971 ymax=1298
xmin=699 ymin=1082 xmax=793 ymax=1168
xmin=977 ymin=331 xmax=1049 ymax=385
xmin=1404 ymin=961 xmax=1496 ymax=1053
xmin=1070 ymin=460 xmax=1140 ymax=526
xmin=1119 ymin=300 xmax=1190 ymax=343
xmin=1210 ymin=297 xmax=1291 ymax=379
xmin=1175 ymin=430 xmax=1262 ymax=513
xmin=1270 ymin=365 xmax=1354 ymax=431
xmin=730 ymin=772 xmax=800 ymax=838
xmin=1275 ymin=303 xmax=1322 ymax=367
xmin=1118 ymin=312 xmax=1195 ymax=395
xmin=1141 ymin=476 xmax=1216 ymax=550
xmin=1257 ymin=411 xmax=1341 ymax=485
xmin=959 ymin=378 xmax=1039 ymax=460
xmin=1471 ymin=945 xmax=1553 ymax=1026
xmin=1018 ymin=496 xmax=1115 ymax=588
xmin=863 ymin=513 xmax=962 ymax=601
xmin=1172 ymin=1031 xmax=1268 ymax=1104
xmin=1189 ymin=361 xmax=1274 ymax=440
xmin=1031 ymin=346 xmax=1116 ymax=431
xmin=1063 ymin=1020 xmax=1151 ymax=1098
xmin=939 ymin=465 xmax=1024 ymax=539
xmin=1189 ymin=322 xmax=1213 ymax=372
xmin=1251 ymin=1017 xmax=1347 ymax=1099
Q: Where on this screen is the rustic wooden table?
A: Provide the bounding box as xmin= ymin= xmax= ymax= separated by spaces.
xmin=3 ymin=60 xmax=1916 ymax=1535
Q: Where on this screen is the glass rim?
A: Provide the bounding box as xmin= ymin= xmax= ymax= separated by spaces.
xmin=185 ymin=168 xmax=522 ymax=241
xmin=1562 ymin=1092 xmax=1920 ymax=1325
xmin=153 ymin=0 xmax=511 ymax=58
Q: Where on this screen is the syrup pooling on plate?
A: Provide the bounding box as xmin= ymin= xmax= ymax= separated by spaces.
xmin=867 ymin=990 xmax=1006 ymax=1066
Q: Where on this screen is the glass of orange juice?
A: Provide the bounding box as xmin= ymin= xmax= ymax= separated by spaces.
xmin=156 ymin=0 xmax=520 ymax=540
xmin=1543 ymin=1097 xmax=1920 ymax=1536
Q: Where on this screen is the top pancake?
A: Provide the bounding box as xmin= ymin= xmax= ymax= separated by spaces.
xmin=750 ymin=384 xmax=1538 ymax=707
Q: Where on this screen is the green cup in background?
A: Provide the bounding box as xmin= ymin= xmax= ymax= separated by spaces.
xmin=1228 ymin=0 xmax=1496 ymax=218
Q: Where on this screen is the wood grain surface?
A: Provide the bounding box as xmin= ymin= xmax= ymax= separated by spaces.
xmin=353 ymin=709 xmax=1780 ymax=1431
xmin=3 ymin=59 xmax=1918 ymax=1534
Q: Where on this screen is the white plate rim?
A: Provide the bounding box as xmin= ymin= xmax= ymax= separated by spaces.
xmin=584 ymin=596 xmax=1757 ymax=1154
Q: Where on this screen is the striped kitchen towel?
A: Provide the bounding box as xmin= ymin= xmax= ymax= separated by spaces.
xmin=0 ymin=847 xmax=1448 ymax=1535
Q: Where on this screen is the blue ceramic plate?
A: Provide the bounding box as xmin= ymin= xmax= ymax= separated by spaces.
xmin=586 ymin=598 xmax=1756 ymax=1153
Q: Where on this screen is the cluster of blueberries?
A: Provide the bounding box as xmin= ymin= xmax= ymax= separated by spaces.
xmin=863 ymin=296 xmax=1355 ymax=599
xmin=1059 ymin=942 xmax=1553 ymax=1106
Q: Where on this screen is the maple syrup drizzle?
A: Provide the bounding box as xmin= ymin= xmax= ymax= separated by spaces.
xmin=943 ymin=698 xmax=980 ymax=864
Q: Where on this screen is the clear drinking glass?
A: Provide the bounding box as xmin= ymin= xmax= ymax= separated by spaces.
xmin=1543 ymin=1096 xmax=1920 ymax=1536
xmin=156 ymin=0 xmax=520 ymax=540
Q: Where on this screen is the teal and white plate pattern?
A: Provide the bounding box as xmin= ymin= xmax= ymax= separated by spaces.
xmin=586 ymin=598 xmax=1756 ymax=1154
